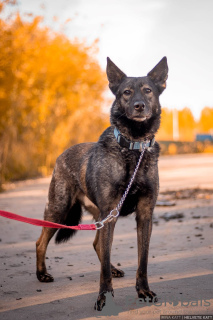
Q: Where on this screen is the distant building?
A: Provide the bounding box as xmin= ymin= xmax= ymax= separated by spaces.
xmin=196 ymin=134 xmax=213 ymax=142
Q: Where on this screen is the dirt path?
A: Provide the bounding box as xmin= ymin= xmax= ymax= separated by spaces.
xmin=0 ymin=154 xmax=213 ymax=319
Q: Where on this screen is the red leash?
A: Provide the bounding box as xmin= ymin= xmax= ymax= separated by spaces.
xmin=0 ymin=210 xmax=97 ymax=230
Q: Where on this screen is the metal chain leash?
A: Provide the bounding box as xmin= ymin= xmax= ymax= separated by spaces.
xmin=95 ymin=146 xmax=146 ymax=229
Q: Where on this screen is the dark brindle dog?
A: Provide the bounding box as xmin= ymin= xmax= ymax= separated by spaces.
xmin=36 ymin=57 xmax=168 ymax=311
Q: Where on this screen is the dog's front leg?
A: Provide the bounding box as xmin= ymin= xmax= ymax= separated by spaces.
xmin=94 ymin=219 xmax=115 ymax=311
xmin=136 ymin=199 xmax=157 ymax=302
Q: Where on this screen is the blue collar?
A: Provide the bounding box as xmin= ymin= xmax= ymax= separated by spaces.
xmin=114 ymin=127 xmax=155 ymax=151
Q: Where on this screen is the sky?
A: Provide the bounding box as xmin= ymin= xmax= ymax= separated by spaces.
xmin=4 ymin=0 xmax=213 ymax=119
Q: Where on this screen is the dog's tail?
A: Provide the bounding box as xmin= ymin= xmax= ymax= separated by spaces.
xmin=55 ymin=201 xmax=82 ymax=244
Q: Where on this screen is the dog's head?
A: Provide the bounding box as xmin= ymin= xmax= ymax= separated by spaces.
xmin=107 ymin=57 xmax=168 ymax=136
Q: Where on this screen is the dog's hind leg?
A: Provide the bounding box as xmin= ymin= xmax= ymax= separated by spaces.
xmin=93 ymin=230 xmax=125 ymax=278
xmin=36 ymin=226 xmax=56 ymax=282
xmin=36 ymin=171 xmax=73 ymax=282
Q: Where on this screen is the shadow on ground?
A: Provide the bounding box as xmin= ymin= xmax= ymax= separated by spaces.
xmin=0 ymin=274 xmax=212 ymax=319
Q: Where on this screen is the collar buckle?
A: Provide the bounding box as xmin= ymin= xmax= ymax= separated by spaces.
xmin=114 ymin=127 xmax=155 ymax=151
xmin=129 ymin=142 xmax=134 ymax=150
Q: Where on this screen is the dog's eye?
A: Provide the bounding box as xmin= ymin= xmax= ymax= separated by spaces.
xmin=144 ymin=88 xmax=152 ymax=94
xmin=123 ymin=90 xmax=131 ymax=95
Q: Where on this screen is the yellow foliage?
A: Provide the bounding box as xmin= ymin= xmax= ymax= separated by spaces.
xmin=203 ymin=145 xmax=213 ymax=153
xmin=198 ymin=107 xmax=213 ymax=133
xmin=178 ymin=107 xmax=196 ymax=141
xmin=157 ymin=108 xmax=173 ymax=140
xmin=0 ymin=1 xmax=213 ymax=186
xmin=168 ymin=143 xmax=177 ymax=155
xmin=0 ymin=3 xmax=108 ymax=184
xmin=158 ymin=107 xmax=201 ymax=142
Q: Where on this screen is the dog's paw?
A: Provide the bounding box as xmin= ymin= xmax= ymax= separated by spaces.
xmin=94 ymin=294 xmax=106 ymax=311
xmin=36 ymin=271 xmax=54 ymax=282
xmin=137 ymin=288 xmax=158 ymax=302
xmin=111 ymin=267 xmax=125 ymax=278
xmin=94 ymin=290 xmax=114 ymax=311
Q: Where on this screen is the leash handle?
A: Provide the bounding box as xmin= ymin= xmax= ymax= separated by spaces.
xmin=0 ymin=210 xmax=96 ymax=230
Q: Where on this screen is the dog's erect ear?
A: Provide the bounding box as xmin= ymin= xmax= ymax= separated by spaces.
xmin=147 ymin=57 xmax=168 ymax=94
xmin=106 ymin=57 xmax=127 ymax=94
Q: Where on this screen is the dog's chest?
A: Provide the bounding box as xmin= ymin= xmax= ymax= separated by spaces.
xmin=85 ymin=143 xmax=158 ymax=214
xmin=117 ymin=150 xmax=152 ymax=185
xmin=113 ymin=151 xmax=156 ymax=215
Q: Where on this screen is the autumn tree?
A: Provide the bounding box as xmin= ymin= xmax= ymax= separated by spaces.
xmin=198 ymin=107 xmax=213 ymax=134
xmin=0 ymin=2 xmax=108 ymax=186
xmin=157 ymin=107 xmax=196 ymax=141
xmin=157 ymin=108 xmax=173 ymax=140
xmin=178 ymin=107 xmax=196 ymax=141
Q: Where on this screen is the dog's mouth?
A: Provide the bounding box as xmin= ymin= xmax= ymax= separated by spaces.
xmin=126 ymin=109 xmax=150 ymax=122
xmin=131 ymin=116 xmax=147 ymax=122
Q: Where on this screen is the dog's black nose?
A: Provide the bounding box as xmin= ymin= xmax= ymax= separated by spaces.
xmin=134 ymin=101 xmax=145 ymax=112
